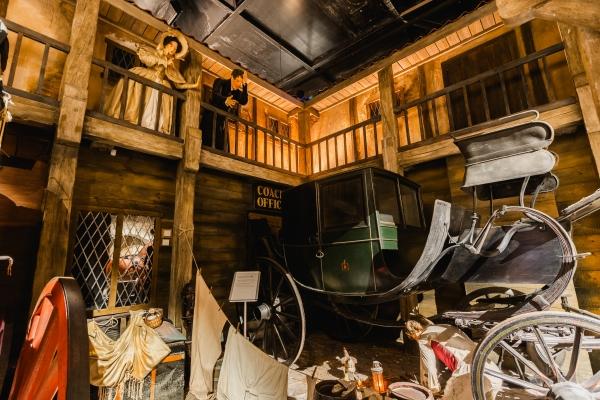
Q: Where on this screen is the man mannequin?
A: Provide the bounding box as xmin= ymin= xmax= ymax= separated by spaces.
xmin=201 ymin=68 xmax=248 ymax=151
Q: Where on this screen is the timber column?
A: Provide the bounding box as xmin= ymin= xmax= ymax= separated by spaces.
xmin=377 ymin=65 xmax=400 ymax=173
xmin=169 ymin=50 xmax=202 ymax=330
xmin=298 ymin=107 xmax=317 ymax=174
xmin=31 ymin=0 xmax=101 ymax=304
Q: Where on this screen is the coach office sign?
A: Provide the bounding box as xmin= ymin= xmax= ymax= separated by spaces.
xmin=253 ymin=183 xmax=284 ymax=212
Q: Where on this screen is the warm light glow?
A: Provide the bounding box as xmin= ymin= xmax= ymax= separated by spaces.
xmin=371 ymin=372 xmax=385 ymax=394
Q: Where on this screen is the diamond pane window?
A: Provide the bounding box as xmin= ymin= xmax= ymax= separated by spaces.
xmin=105 ymin=40 xmax=140 ymax=84
xmin=71 ymin=211 xmax=114 ymax=309
xmin=70 ymin=210 xmax=158 ymax=312
xmin=115 ymin=215 xmax=155 ymax=307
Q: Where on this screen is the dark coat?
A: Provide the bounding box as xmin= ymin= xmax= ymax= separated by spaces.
xmin=201 ymin=78 xmax=248 ymax=150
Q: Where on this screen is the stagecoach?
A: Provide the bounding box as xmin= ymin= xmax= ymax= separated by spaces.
xmin=243 ymin=115 xmax=600 ymax=399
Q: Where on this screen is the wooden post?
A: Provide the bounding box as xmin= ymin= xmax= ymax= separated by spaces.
xmin=0 ymin=0 xmax=8 ymax=18
xmin=169 ymin=50 xmax=202 ymax=330
xmin=377 ymin=65 xmax=400 ymax=173
xmin=560 ymin=24 xmax=600 ymax=175
xmin=31 ymin=0 xmax=101 ymax=305
xmin=298 ymin=108 xmax=317 ymax=175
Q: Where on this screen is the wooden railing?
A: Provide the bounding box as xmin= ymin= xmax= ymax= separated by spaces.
xmin=305 ymin=116 xmax=383 ymax=175
xmin=394 ymin=43 xmax=570 ymax=147
xmin=3 ymin=19 xmax=70 ymax=105
xmin=88 ymin=58 xmax=186 ymax=138
xmin=201 ymin=102 xmax=304 ymax=174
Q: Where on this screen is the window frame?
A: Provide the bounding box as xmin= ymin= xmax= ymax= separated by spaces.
xmin=68 ymin=206 xmax=162 ymax=317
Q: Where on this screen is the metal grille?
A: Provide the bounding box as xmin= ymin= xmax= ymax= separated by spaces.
xmin=71 ymin=211 xmax=114 ymax=309
xmin=115 ymin=215 xmax=155 ymax=307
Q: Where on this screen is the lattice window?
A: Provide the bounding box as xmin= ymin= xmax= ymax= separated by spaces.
xmin=105 ymin=40 xmax=140 ymax=84
xmin=367 ymin=100 xmax=381 ymax=119
xmin=70 ymin=210 xmax=158 ymax=313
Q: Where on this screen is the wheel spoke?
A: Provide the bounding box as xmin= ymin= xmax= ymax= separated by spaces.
xmin=484 ymin=367 xmax=549 ymax=393
xmin=566 ymin=326 xmax=584 ymax=381
xmin=272 ymin=322 xmax=289 ymax=360
xmin=277 ymin=296 xmax=296 ymax=307
xmin=533 ymin=326 xmax=566 ymax=382
xmin=498 ymin=340 xmax=553 ymax=387
xmin=273 ymin=277 xmax=285 ymax=302
xmin=274 ymin=310 xmax=300 ymax=321
xmin=274 ymin=313 xmax=298 ymax=341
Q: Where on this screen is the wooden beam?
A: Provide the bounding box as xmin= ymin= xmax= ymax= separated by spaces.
xmin=0 ymin=0 xmax=8 ymax=18
xmin=305 ymin=2 xmax=498 ymax=108
xmin=200 ymin=149 xmax=305 ymax=186
xmin=378 ymin=65 xmax=400 ymax=173
xmin=8 ymin=96 xmax=58 ymax=126
xmin=102 ymin=0 xmax=302 ymax=108
xmin=32 ymin=0 xmax=101 ymax=305
xmin=497 ymin=0 xmax=600 ymax=31
xmin=169 ymin=50 xmax=202 ymax=330
xmin=84 ymin=115 xmax=184 ymax=159
xmin=559 ymin=23 xmax=600 ymax=176
xmin=398 ymin=102 xmax=583 ymax=168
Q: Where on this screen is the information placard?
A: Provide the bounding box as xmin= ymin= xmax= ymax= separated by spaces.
xmin=229 ymin=271 xmax=261 ymax=302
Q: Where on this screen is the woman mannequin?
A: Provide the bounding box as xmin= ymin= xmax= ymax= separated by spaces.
xmin=104 ymin=30 xmax=200 ymax=134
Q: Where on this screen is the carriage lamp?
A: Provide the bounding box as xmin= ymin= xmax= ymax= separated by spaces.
xmin=371 ymin=361 xmax=385 ymax=394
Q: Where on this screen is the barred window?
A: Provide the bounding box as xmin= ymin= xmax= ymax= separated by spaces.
xmin=367 ymin=100 xmax=381 ymax=119
xmin=267 ymin=116 xmax=279 ymax=134
xmin=280 ymin=122 xmax=290 ymax=137
xmin=70 ymin=210 xmax=159 ymax=313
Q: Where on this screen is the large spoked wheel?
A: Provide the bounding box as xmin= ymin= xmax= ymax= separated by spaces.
xmin=241 ymin=256 xmax=305 ymax=366
xmin=471 ymin=311 xmax=600 ymax=400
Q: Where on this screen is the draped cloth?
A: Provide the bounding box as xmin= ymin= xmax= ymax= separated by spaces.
xmin=217 ymin=326 xmax=288 ymax=400
xmin=88 ymin=310 xmax=170 ymax=399
xmin=416 ymin=324 xmax=501 ymax=400
xmin=187 ymin=271 xmax=228 ymax=400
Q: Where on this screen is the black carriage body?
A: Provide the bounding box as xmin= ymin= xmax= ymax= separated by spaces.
xmin=281 ymin=168 xmax=428 ymax=298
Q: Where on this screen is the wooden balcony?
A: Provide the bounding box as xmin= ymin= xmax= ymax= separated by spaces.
xmin=2 ymin=18 xmax=584 ymax=183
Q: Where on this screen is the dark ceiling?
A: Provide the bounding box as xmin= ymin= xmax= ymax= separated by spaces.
xmin=153 ymin=0 xmax=492 ymax=99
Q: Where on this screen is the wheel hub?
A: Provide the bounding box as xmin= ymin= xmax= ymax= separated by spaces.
xmin=255 ymin=303 xmax=272 ymax=320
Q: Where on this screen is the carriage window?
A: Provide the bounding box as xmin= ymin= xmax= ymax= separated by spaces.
xmin=321 ymin=177 xmax=366 ymax=230
xmin=400 ymin=185 xmax=422 ymax=228
xmin=70 ymin=210 xmax=157 ymax=313
xmin=374 ymin=175 xmax=401 ymax=226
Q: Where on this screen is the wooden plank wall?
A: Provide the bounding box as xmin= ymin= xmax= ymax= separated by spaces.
xmin=193 ymin=168 xmax=254 ymax=315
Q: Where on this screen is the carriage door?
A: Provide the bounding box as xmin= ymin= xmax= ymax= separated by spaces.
xmin=319 ymin=176 xmax=373 ymax=294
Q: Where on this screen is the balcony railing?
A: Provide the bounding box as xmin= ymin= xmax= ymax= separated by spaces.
xmin=2 ymin=19 xmax=70 ymax=105
xmin=200 ymin=102 xmax=305 ymax=174
xmin=306 ymin=116 xmax=383 ymax=175
xmin=88 ymin=58 xmax=186 ymax=139
xmin=394 ymin=42 xmax=571 ymax=147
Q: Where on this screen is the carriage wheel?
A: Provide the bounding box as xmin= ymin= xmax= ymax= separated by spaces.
xmin=457 ymin=287 xmax=525 ymax=312
xmin=471 ymin=311 xmax=600 ymax=400
xmin=241 ymin=256 xmax=305 ymax=366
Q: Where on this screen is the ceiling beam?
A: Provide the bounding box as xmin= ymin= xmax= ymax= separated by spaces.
xmin=278 ymin=0 xmax=454 ymax=90
xmin=203 ymin=0 xmax=328 ymax=80
xmin=304 ymin=1 xmax=497 ymax=107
